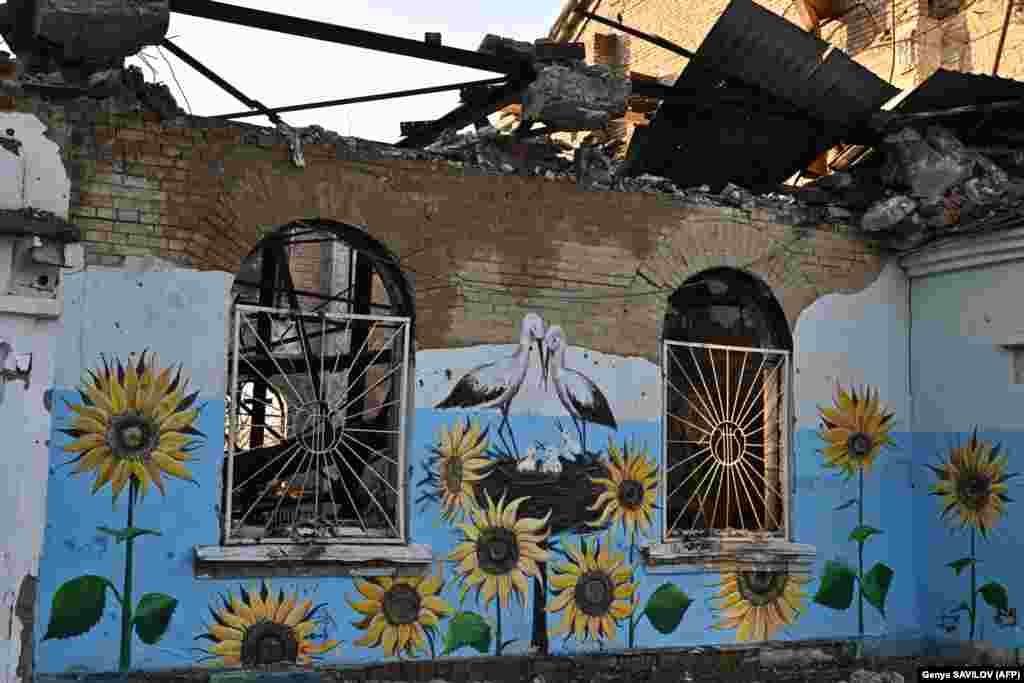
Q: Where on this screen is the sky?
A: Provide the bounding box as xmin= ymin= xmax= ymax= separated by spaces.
xmin=1 ymin=0 xmax=564 ymax=143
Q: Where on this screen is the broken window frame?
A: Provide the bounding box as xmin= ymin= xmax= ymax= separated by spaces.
xmin=196 ymin=221 xmax=432 ymax=577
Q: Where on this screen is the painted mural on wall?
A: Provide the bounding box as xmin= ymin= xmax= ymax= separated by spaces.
xmin=197 ymin=579 xmax=339 ymax=666
xmin=928 ymin=429 xmax=1015 ymax=640
xmin=811 ymin=385 xmax=897 ymax=651
xmin=40 ymin=290 xmax=954 ymax=673
xmin=412 ymin=312 xmax=775 ymax=655
xmin=44 ymin=352 xmax=204 ymax=671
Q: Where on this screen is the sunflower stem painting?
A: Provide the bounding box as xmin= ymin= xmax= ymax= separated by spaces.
xmin=417 ymin=416 xmax=697 ymax=655
xmin=812 ymin=384 xmax=896 ymax=655
xmin=928 ymin=428 xmax=1016 ymax=642
xmin=43 ymin=352 xmax=204 ymax=671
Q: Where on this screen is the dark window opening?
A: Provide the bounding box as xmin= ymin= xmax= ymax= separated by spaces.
xmin=662 ymin=268 xmax=792 ymax=539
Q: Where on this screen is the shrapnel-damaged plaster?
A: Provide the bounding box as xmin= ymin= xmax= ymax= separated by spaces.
xmin=0 ymin=113 xmax=70 ymax=218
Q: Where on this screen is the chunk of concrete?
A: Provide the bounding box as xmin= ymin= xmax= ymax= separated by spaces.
xmin=884 ymin=127 xmax=973 ymax=201
xmin=2 ymin=0 xmax=169 ymax=66
xmin=478 ymin=33 xmax=536 ymax=59
xmin=521 ymin=62 xmax=630 ymax=132
xmin=861 ymin=195 xmax=917 ymax=231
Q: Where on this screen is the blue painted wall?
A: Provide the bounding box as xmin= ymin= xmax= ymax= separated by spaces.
xmin=910 ymin=262 xmax=1024 ymax=650
xmin=34 ymin=262 xmax=952 ymax=673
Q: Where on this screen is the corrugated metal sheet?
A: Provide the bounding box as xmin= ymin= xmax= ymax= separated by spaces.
xmin=894 ymin=69 xmax=1024 ymax=113
xmin=627 ymin=0 xmax=899 ymax=192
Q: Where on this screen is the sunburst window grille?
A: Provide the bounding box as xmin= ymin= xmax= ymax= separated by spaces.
xmin=662 ymin=340 xmax=790 ymax=541
xmin=224 ymin=305 xmax=411 ymax=545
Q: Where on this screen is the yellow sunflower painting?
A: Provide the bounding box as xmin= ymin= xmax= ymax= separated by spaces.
xmin=198 ymin=580 xmax=339 ymax=667
xmin=348 ymin=572 xmax=452 ymax=658
xmin=449 ymin=491 xmax=551 ymax=609
xmin=816 ymin=384 xmax=895 ymax=477
xmin=711 ymin=570 xmax=811 ymax=642
xmin=588 ymin=438 xmax=658 ymax=536
xmin=435 ymin=419 xmax=492 ymax=522
xmin=61 ymin=351 xmax=202 ymax=501
xmin=929 ymin=429 xmax=1017 ymax=537
xmin=547 ymin=537 xmax=636 ymax=642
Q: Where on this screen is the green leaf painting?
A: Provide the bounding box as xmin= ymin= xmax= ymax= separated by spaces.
xmin=96 ymin=526 xmax=162 ymax=544
xmin=643 ymin=583 xmax=692 ymax=635
xmin=849 ymin=526 xmax=883 ymax=545
xmin=813 ymin=561 xmax=857 ymax=611
xmin=131 ymin=593 xmax=178 ymax=645
xmin=861 ymin=562 xmax=894 ymax=618
xmin=947 ymin=558 xmax=976 ymax=576
xmin=443 ymin=611 xmax=492 ymax=655
xmin=43 ymin=575 xmax=113 ymax=640
xmin=978 ymin=582 xmax=1009 ymax=614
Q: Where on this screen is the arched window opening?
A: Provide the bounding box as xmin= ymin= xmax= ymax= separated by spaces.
xmin=223 ymin=219 xmax=414 ymax=545
xmin=662 ymin=268 xmax=793 ymax=542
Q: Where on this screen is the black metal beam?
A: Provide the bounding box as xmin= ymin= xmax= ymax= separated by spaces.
xmin=160 ymin=39 xmax=283 ymax=125
xmin=870 ymin=98 xmax=1024 ymax=131
xmin=215 ymin=76 xmax=508 ymax=119
xmin=168 ymin=0 xmax=534 ymax=77
xmin=396 ymin=79 xmax=528 ymax=147
xmin=573 ymin=8 xmax=697 ymax=60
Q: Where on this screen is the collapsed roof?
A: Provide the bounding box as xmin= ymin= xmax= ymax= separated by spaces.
xmin=0 ymin=0 xmax=1020 ymax=251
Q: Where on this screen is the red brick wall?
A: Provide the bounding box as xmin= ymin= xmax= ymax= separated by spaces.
xmin=0 ymin=94 xmax=884 ymax=359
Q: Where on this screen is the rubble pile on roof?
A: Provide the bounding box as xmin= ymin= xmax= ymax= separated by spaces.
xmin=0 ymin=0 xmax=169 ymax=81
xmin=799 ymin=125 xmax=1024 ymax=249
xmin=521 ymin=62 xmax=630 ymax=131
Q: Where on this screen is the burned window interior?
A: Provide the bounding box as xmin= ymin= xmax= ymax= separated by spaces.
xmin=225 ymin=220 xmax=415 ymax=545
xmin=663 ymin=268 xmax=792 ymax=541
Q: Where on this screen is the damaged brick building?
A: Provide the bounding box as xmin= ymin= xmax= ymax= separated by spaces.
xmin=0 ymin=0 xmax=1022 ymax=681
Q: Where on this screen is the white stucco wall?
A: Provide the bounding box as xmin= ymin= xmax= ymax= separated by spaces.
xmin=0 ymin=111 xmax=71 ymax=683
xmin=793 ymin=259 xmax=911 ymax=430
xmin=0 ymin=113 xmax=70 ymax=217
xmin=0 ymin=316 xmax=56 ymax=683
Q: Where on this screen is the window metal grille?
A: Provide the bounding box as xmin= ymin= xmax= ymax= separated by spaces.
xmin=224 ymin=304 xmax=411 ymax=545
xmin=661 ymin=340 xmax=791 ymax=542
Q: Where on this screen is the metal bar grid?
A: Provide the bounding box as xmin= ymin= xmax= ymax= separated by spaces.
xmin=224 ymin=305 xmax=412 ymax=546
xmin=661 ymin=339 xmax=792 ymax=542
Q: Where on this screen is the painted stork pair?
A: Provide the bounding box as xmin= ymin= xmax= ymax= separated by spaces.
xmin=435 ymin=313 xmax=617 ymax=460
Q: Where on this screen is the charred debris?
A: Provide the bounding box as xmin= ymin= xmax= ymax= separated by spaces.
xmin=0 ymin=0 xmax=1021 ymax=251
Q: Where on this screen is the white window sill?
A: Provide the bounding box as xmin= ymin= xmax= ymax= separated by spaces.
xmin=194 ymin=542 xmax=434 ymax=579
xmin=642 ymin=538 xmax=817 ymax=574
xmin=0 ymin=295 xmax=59 ymax=318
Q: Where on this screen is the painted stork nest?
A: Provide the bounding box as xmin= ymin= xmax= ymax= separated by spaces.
xmin=473 ymin=456 xmax=611 ymax=536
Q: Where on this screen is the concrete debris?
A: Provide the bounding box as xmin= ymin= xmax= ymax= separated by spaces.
xmin=522 ymin=62 xmax=630 ymax=132
xmin=0 ymin=0 xmax=169 ymax=74
xmin=759 ymin=647 xmax=835 ymax=668
xmin=843 ymin=670 xmax=905 ymax=683
xmin=799 ymin=124 xmax=1024 ymax=246
xmin=477 ymin=34 xmax=536 ymax=60
xmin=884 ymin=127 xmax=973 ymax=201
xmin=861 ymin=195 xmax=918 ymax=232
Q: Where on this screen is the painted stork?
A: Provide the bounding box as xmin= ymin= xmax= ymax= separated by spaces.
xmin=435 ymin=312 xmax=546 ymax=457
xmin=541 ymin=325 xmax=617 ymax=460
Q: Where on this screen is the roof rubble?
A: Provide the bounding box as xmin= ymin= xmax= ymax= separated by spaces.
xmin=0 ymin=0 xmax=169 ymax=81
xmin=798 ymin=124 xmax=1024 ymax=249
xmin=521 ymin=61 xmax=631 ymax=132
